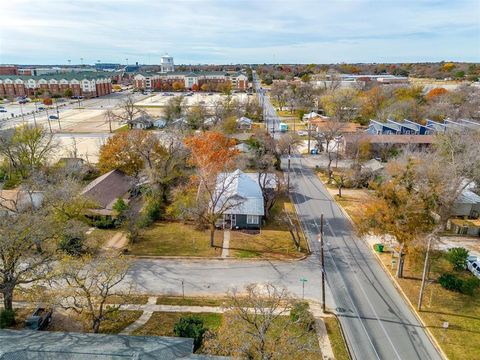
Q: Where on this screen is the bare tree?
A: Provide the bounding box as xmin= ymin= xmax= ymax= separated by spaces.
xmin=0 ymin=125 xmax=57 ymax=179
xmin=313 ymin=118 xmax=346 ymax=182
xmin=112 ymin=95 xmax=146 ymax=124
xmin=0 ymin=207 xmax=58 ymax=311
xmin=270 ymin=82 xmax=289 ymax=111
xmin=203 ymin=283 xmax=319 ymax=359
xmin=55 ymin=254 xmax=131 ymax=333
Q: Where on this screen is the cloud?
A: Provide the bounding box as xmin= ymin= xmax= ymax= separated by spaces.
xmin=0 ymin=0 xmax=479 ymax=64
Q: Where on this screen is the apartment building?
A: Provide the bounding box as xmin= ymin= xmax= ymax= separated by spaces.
xmin=0 ymin=72 xmax=113 ymax=99
xmin=133 ymin=71 xmax=249 ymax=91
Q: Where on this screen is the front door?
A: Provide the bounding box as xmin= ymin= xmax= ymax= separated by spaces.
xmin=231 ymin=214 xmax=236 ymax=228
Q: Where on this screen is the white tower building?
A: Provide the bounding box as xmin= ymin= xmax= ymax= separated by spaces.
xmin=160 ymin=54 xmax=174 ymax=73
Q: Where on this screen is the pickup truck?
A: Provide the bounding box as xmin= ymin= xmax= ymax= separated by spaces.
xmin=467 ymin=256 xmax=480 ymax=279
xmin=24 ymin=307 xmax=53 ymax=330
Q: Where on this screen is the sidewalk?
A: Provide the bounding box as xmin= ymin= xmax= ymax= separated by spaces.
xmin=221 ymin=230 xmax=230 ymax=258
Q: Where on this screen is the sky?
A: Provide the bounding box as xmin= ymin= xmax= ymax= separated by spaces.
xmin=0 ymin=0 xmax=479 ymax=65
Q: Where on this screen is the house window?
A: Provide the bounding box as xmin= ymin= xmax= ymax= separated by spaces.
xmin=247 ymin=215 xmax=259 ymax=224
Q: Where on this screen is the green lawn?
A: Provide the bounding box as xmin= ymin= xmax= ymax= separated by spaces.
xmin=156 ymin=296 xmax=227 ymax=307
xmin=100 ymin=310 xmax=143 ymax=334
xmin=229 ymin=195 xmax=309 ymax=259
xmin=376 ymin=251 xmax=480 ymax=360
xmin=132 ymin=312 xmax=223 ymax=337
xmin=106 ymin=294 xmax=150 ymax=305
xmin=324 ymin=317 xmax=350 ymax=360
xmin=129 ymin=221 xmax=223 ymax=257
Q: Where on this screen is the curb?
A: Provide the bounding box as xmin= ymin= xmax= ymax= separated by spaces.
xmin=126 ymin=253 xmax=309 ymax=262
xmin=325 ymin=183 xmax=448 ymax=360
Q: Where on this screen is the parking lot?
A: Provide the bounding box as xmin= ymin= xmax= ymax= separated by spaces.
xmin=134 ymin=92 xmax=249 ymax=107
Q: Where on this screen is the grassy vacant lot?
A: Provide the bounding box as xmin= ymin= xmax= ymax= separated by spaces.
xmin=156 ymin=296 xmax=227 ymax=307
xmin=324 ymin=316 xmax=350 ymax=360
xmin=326 ymin=175 xmax=480 ymax=360
xmin=132 ymin=312 xmax=223 ymax=337
xmin=129 ymin=222 xmax=223 ymax=257
xmin=377 ymin=250 xmax=480 ymax=360
xmin=229 ymin=195 xmax=309 ymax=259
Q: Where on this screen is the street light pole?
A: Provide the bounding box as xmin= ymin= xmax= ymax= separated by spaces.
xmin=320 ymin=213 xmax=326 ymax=313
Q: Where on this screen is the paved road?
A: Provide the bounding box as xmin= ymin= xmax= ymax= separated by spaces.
xmin=127 ymin=258 xmax=323 ymax=301
xmin=288 ymin=155 xmax=441 ymax=360
xmin=252 ymin=75 xmax=441 ymax=359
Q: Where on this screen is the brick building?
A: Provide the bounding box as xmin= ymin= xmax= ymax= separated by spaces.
xmin=0 ymin=65 xmax=18 ymax=75
xmin=133 ymin=71 xmax=249 ymax=92
xmin=0 ymin=72 xmax=113 ymax=99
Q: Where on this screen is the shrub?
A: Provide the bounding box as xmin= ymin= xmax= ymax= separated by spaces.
xmin=0 ymin=309 xmax=15 ymax=328
xmin=58 ymin=234 xmax=85 ymax=256
xmin=92 ymin=216 xmax=117 ymax=229
xmin=290 ymin=301 xmax=315 ymax=331
xmin=460 ymin=277 xmax=480 ymax=296
xmin=438 ymin=273 xmax=462 ymax=292
xmin=139 ymin=198 xmax=163 ymax=228
xmin=445 ymin=247 xmax=469 ymax=271
xmin=438 ymin=273 xmax=480 ymax=295
xmin=173 ymin=315 xmax=206 ymax=351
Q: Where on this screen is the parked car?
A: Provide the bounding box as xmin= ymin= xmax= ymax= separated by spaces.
xmin=49 ymin=115 xmax=59 ymax=120
xmin=0 ymin=109 xmax=7 ymax=113
xmin=18 ymin=99 xmax=28 ymax=104
xmin=24 ymin=307 xmax=53 ymax=330
xmin=207 ymin=93 xmax=214 ymax=96
xmin=37 ymin=106 xmax=45 ymax=111
xmin=467 ymin=256 xmax=480 ymax=279
xmin=297 ymin=130 xmax=308 ymax=136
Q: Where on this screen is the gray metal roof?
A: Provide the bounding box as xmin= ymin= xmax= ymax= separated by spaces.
xmin=0 ymin=330 xmax=227 ymax=359
xmin=215 ymin=169 xmax=264 ymax=216
xmin=456 ymin=189 xmax=480 ymax=204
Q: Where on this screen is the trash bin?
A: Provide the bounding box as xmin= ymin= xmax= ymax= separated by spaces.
xmin=374 ymin=243 xmax=384 ymax=253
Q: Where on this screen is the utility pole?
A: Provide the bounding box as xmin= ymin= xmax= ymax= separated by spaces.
xmin=307 ymin=120 xmax=311 ymax=154
xmin=287 ymin=145 xmax=291 ymax=191
xmin=45 ymin=108 xmax=52 ymax=133
xmin=418 ymin=235 xmax=433 ymax=311
xmin=55 ymin=99 xmax=61 ymax=129
xmin=320 ymin=213 xmax=326 ymax=313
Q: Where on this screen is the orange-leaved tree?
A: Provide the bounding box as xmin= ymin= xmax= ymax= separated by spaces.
xmin=426 ymin=87 xmax=448 ymax=101
xmin=184 ymin=131 xmax=240 ymax=247
xmin=98 ymin=130 xmax=166 ymax=176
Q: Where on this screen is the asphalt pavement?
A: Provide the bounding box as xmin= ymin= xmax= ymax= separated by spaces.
xmin=252 ymin=73 xmax=442 ymax=360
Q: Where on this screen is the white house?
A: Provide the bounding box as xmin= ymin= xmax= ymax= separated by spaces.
xmin=236 ymin=116 xmax=253 ymax=130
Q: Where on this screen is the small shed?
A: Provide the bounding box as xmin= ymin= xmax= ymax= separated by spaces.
xmin=153 ymin=118 xmax=167 ymax=128
xmin=236 ymin=116 xmax=253 ymax=130
xmin=128 ymin=115 xmax=153 ymax=130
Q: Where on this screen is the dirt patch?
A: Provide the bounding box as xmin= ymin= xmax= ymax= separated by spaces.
xmin=102 ymin=231 xmax=128 ymax=251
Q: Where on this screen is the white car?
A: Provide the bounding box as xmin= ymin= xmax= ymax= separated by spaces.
xmin=467 ymin=256 xmax=480 ymax=279
xmin=297 ymin=130 xmax=308 ymax=136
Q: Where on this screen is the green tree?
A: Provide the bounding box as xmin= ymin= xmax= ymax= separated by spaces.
xmin=174 ymin=316 xmax=207 ymax=351
xmin=445 ymin=247 xmax=469 ymax=271
xmin=64 ymin=88 xmax=73 ymax=98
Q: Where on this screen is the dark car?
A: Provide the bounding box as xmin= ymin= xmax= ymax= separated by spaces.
xmin=24 ymin=307 xmax=53 ymax=330
xmin=18 ymin=99 xmax=28 ymax=104
xmin=37 ymin=106 xmax=45 ymax=111
xmin=49 ymin=115 xmax=59 ymax=120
